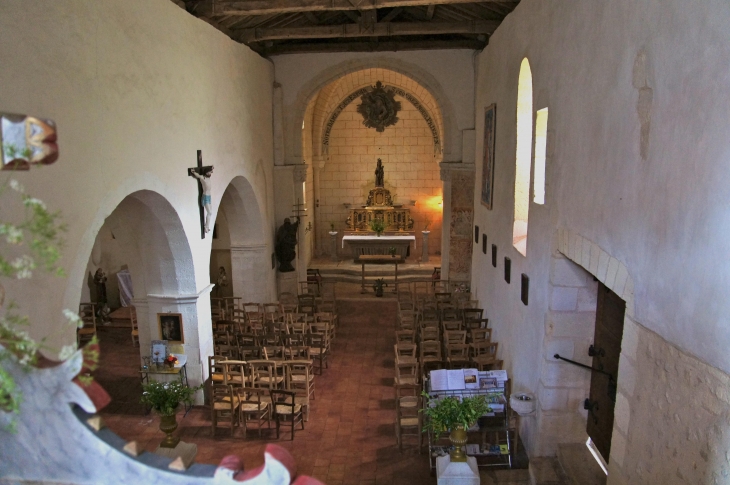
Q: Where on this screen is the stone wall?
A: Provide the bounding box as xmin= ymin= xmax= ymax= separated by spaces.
xmin=447 ymin=170 xmax=474 ymax=282
xmin=319 ymin=98 xmax=442 ymax=257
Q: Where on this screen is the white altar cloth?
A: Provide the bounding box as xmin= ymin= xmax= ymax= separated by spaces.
xmin=342 ymin=235 xmax=416 ymax=249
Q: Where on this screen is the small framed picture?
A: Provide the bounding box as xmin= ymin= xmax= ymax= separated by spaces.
xmin=150 ymin=340 xmax=168 ymax=365
xmin=158 ymin=313 xmax=184 ymax=344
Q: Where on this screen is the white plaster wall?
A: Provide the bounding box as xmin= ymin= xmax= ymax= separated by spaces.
xmin=272 ymin=50 xmax=476 ymax=164
xmin=470 ymin=0 xmax=730 ymax=472
xmin=0 ymin=0 xmax=276 ymax=352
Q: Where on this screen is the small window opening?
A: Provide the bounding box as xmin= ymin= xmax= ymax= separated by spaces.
xmin=513 ymin=58 xmax=533 ymax=256
xmin=533 ymin=108 xmax=548 ymax=205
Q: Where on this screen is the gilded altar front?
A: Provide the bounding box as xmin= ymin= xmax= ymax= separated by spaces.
xmin=345 ymin=187 xmax=414 ymax=232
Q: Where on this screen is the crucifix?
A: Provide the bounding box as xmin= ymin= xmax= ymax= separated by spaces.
xmin=188 ymin=149 xmax=214 ymax=239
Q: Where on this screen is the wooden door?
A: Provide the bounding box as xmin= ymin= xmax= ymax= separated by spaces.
xmin=586 ymin=282 xmax=625 ymax=462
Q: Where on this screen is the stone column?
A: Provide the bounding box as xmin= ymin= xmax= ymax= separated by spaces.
xmin=440 ymin=162 xmax=476 ymax=283
xmin=422 ymin=230 xmax=430 ymax=263
xmin=145 ymin=283 xmax=215 ymax=405
xmin=329 ymin=231 xmax=338 ymax=261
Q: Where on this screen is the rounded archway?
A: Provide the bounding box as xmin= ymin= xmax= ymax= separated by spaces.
xmin=211 ymin=175 xmax=271 ymax=303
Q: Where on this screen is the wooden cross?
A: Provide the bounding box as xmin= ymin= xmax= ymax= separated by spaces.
xmin=188 ymin=150 xmax=213 ymax=239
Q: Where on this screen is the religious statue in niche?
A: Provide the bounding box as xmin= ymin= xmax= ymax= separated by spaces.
xmin=374 ymin=158 xmax=385 ymax=187
xmin=188 ymin=149 xmax=214 ymax=238
xmin=275 ymin=217 xmax=301 ymax=272
xmin=1 ymin=112 xmax=59 ymax=170
xmin=93 ymin=268 xmax=111 ymax=324
xmin=356 ymin=81 xmax=401 ymax=132
xmin=216 ymin=266 xmax=228 ymax=297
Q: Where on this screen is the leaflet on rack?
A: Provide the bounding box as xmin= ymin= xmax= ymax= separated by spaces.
xmin=430 ymin=368 xmax=481 ymax=391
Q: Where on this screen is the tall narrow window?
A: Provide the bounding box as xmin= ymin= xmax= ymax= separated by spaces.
xmin=533 ymin=108 xmax=548 ymax=205
xmin=513 ymin=58 xmax=533 ymax=256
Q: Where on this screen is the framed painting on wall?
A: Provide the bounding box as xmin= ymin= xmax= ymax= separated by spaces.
xmin=158 ymin=313 xmax=184 ymax=344
xmin=481 ymin=104 xmax=497 ymax=210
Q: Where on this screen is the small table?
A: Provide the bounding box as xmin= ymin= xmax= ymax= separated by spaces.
xmin=356 ymin=255 xmax=405 ymax=293
xmin=140 ymin=354 xmax=191 ymax=415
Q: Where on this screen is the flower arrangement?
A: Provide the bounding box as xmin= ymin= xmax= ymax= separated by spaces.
xmin=164 ymin=354 xmax=178 ymax=367
xmin=140 ymin=381 xmax=201 ymax=416
xmin=372 ymin=278 xmax=388 ymax=297
xmin=369 ymin=218 xmax=386 ymax=235
xmin=422 ymin=394 xmax=491 ymax=434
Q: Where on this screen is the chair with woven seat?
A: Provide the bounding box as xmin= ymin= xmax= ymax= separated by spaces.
xmin=470 ymin=341 xmax=500 ymax=371
xmin=396 ymin=385 xmax=422 ymax=451
xmin=419 ymin=325 xmax=440 ymax=343
xmin=398 ymin=309 xmax=418 ymax=332
xmin=305 ymin=332 xmax=330 ymax=374
xmin=284 ymin=359 xmax=314 ymax=420
xmin=445 ymin=343 xmax=471 ymax=369
xmin=462 ymin=308 xmax=484 ymax=329
xmin=419 ymin=340 xmax=443 ymax=373
xmin=249 ymin=359 xmax=285 ymax=393
xmin=394 ymin=361 xmax=420 ymax=386
xmin=443 ymin=330 xmax=467 ymax=347
xmin=208 ymin=355 xmax=228 ymax=386
xmin=270 ymin=389 xmax=304 ymax=440
xmin=394 ymin=343 xmax=418 ymax=365
xmin=222 ymin=360 xmax=248 ymax=389
xmin=395 ymin=329 xmax=416 ymax=345
xmin=237 ymin=387 xmax=270 ymax=438
xmin=314 ymin=312 xmax=336 ymax=343
xmin=210 ymin=383 xmax=240 ymax=436
xmin=468 ymin=328 xmax=492 ymax=344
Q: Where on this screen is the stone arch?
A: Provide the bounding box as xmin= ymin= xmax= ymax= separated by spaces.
xmin=216 ymin=175 xmax=270 ymax=302
xmin=288 ymin=57 xmax=460 ymax=164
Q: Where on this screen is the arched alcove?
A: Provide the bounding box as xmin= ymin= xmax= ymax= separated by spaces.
xmin=301 ymin=68 xmax=445 ymax=259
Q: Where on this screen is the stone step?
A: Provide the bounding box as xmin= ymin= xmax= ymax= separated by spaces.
xmin=556 ymin=443 xmax=606 ymax=485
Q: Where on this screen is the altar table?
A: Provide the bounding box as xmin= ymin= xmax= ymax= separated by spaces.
xmin=342 ymin=234 xmax=416 ymax=261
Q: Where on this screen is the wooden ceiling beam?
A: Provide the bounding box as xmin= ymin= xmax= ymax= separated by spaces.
xmin=238 ymin=20 xmax=498 ymax=42
xmin=258 ymin=38 xmax=487 ymax=55
xmin=208 ymin=0 xmax=515 ymax=16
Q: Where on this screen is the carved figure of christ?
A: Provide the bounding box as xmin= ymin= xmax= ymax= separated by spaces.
xmin=188 ymin=150 xmax=214 ymax=238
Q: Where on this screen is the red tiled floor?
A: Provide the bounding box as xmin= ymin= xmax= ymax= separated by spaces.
xmin=95 ymin=297 xmax=435 ymax=484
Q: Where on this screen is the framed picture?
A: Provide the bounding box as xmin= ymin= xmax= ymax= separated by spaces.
xmin=150 ymin=339 xmax=168 ymax=365
xmin=158 ymin=313 xmax=184 ymax=344
xmin=481 ymin=103 xmax=497 ymax=209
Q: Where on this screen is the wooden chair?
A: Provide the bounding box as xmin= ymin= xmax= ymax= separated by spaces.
xmin=395 ymin=329 xmax=416 ymax=345
xmin=222 ymin=360 xmax=248 ymax=389
xmin=243 ymin=302 xmax=264 ymax=332
xmin=237 ymin=387 xmax=271 ymax=438
xmin=284 ymin=360 xmax=314 ymax=420
xmin=249 ymin=360 xmax=285 ymax=392
xmin=471 ymin=341 xmax=500 ymax=371
xmin=396 ymin=386 xmax=422 ymax=451
xmin=130 ymin=306 xmax=139 ymax=346
xmin=445 ymin=343 xmax=471 ymax=369
xmin=314 ymin=312 xmax=336 ymax=342
xmin=279 ymin=292 xmax=299 ymax=314
xmin=462 ymin=308 xmax=484 ymax=329
xmin=394 ymin=343 xmax=418 ymax=365
xmin=459 ymin=299 xmax=480 ymax=310
xmin=398 ymin=310 xmax=418 ymax=331
xmin=394 ymin=361 xmax=420 ymax=386
xmin=270 ymin=389 xmax=304 ymax=440
xmin=306 ymin=332 xmax=330 ymax=375
xmin=285 ymin=345 xmax=311 ymax=361
xmin=419 ymin=340 xmax=443 ymax=372
xmin=468 ymin=328 xmax=492 ymax=344
xmin=208 ymin=355 xmax=228 ymax=386
xmin=215 ymin=343 xmax=239 ymax=360
xmin=77 ymin=303 xmax=97 ymax=346
xmin=420 ymin=325 xmax=440 ymax=343
xmin=210 ymin=383 xmax=239 ymax=436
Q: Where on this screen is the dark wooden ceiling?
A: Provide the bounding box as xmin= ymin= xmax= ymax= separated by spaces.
xmin=178 ymin=0 xmax=519 ymax=57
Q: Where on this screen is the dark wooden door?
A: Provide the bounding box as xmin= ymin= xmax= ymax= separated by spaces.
xmin=586 ymin=282 xmax=625 ymax=462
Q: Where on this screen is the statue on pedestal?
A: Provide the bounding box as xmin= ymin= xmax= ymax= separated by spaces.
xmin=375 ymin=158 xmax=384 ymax=187
xmin=275 ymin=217 xmax=300 ymax=272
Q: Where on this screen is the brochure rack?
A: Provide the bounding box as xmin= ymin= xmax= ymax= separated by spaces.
xmin=424 ymin=371 xmax=514 ymax=471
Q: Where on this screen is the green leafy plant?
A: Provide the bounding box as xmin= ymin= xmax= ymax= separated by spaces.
xmin=0 ymin=172 xmax=80 ymax=431
xmin=369 ymin=218 xmax=386 ymax=235
xmin=422 ymin=394 xmax=491 ymax=434
xmin=388 ymin=246 xmax=397 ymax=256
xmin=140 ymin=381 xmax=203 ymax=416
xmin=372 ymin=278 xmax=387 ymax=296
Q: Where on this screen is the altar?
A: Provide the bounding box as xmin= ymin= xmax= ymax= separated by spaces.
xmin=342 ymin=234 xmax=416 ymax=261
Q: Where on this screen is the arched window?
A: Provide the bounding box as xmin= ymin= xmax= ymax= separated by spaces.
xmin=513 ymin=58 xmax=533 ymax=256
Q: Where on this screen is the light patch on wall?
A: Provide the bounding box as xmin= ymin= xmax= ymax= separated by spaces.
xmin=302 ymin=181 xmax=306 ymax=205
xmin=533 ymin=108 xmax=548 ymax=205
xmin=513 ymin=58 xmax=533 ymax=256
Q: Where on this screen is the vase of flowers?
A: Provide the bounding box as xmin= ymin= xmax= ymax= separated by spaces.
xmin=422 ymin=394 xmax=490 ymax=462
xmin=372 ymin=278 xmax=387 ymax=297
xmin=369 ymin=218 xmax=386 ymax=236
xmin=164 ymin=354 xmax=178 ymax=368
xmin=140 ymin=380 xmax=201 ymax=448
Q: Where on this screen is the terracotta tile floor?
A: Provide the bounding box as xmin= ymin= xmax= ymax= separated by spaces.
xmin=94 ymin=293 xmax=527 ymax=485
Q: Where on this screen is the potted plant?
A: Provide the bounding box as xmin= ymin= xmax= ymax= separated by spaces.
xmin=140 ymin=380 xmax=202 ymax=448
xmin=388 ymin=246 xmax=397 ymax=257
xmin=372 ymin=278 xmax=387 ymax=297
xmin=369 ymin=218 xmax=386 ymax=236
xmin=422 ymin=394 xmax=490 ymax=462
